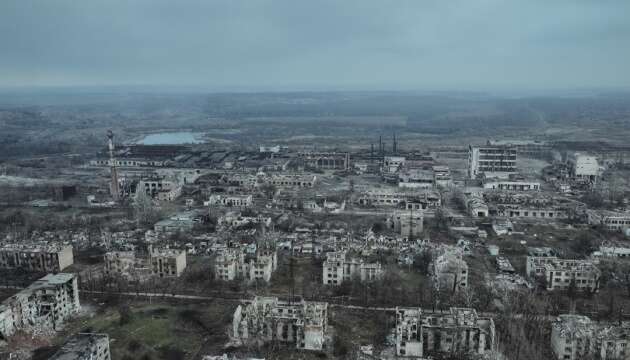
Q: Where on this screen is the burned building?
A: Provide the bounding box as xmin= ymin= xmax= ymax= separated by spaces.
xmin=48 ymin=333 xmax=111 ymax=360
xmin=395 ymin=307 xmax=495 ymax=358
xmin=231 ymin=296 xmax=329 ymax=351
xmin=0 ymin=273 xmax=80 ymax=340
xmin=0 ymin=243 xmax=74 ymax=272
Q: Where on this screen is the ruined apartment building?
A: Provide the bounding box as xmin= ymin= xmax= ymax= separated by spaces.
xmin=232 ymin=296 xmax=329 ymax=351
xmin=48 ymin=333 xmax=111 ymax=360
xmin=432 ymin=249 xmax=468 ymax=292
xmin=0 ymin=243 xmax=74 ymax=272
xmin=322 ymin=251 xmax=383 ymax=285
xmin=388 ymin=210 xmax=423 ymax=240
xmin=395 ymin=307 xmax=495 ymax=358
xmin=104 ymin=251 xmax=143 ymax=279
xmin=214 ymin=248 xmax=278 ymax=283
xmin=544 ymin=259 xmax=601 ymax=292
xmin=468 ymin=144 xmax=517 ymax=179
xmin=0 ymin=273 xmax=80 ymax=339
xmin=150 ymin=248 xmax=187 ymax=278
xmin=103 ymin=248 xmax=187 ymax=279
xmin=551 ymin=314 xmax=630 ymax=360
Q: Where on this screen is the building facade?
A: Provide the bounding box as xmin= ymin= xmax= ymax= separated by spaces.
xmin=322 ymin=251 xmax=383 ymax=285
xmin=395 ymin=307 xmax=495 ymax=358
xmin=551 ymin=314 xmax=630 ymax=360
xmin=0 ymin=244 xmax=74 ymax=272
xmin=232 ymin=296 xmax=329 ymax=351
xmin=49 ymin=333 xmax=111 ymax=360
xmin=0 ymin=273 xmax=80 ymax=339
xmin=468 ymin=145 xmax=517 ymax=179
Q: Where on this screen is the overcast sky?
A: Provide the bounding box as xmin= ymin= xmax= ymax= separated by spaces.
xmin=1 ymin=0 xmax=629 ymax=91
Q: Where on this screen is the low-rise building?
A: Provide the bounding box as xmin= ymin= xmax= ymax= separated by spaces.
xmin=0 ymin=243 xmax=74 ymax=272
xmin=322 ymin=251 xmax=383 ymax=285
xmin=205 ymin=194 xmax=253 ymax=207
xmin=395 ymin=307 xmax=495 ymax=358
xmin=551 ymin=314 xmax=630 ymax=360
xmin=483 ymin=179 xmax=541 ymax=191
xmin=48 ymin=333 xmax=111 ymax=360
xmin=0 ymin=273 xmax=80 ymax=339
xmin=231 ymin=296 xmax=329 ymax=351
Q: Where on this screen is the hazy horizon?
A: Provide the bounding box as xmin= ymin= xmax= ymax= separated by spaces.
xmin=2 ymin=0 xmax=630 ymax=91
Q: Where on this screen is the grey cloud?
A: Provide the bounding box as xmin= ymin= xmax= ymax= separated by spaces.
xmin=0 ymin=0 xmax=629 ymax=90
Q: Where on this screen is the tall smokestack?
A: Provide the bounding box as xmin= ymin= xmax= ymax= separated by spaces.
xmin=393 ymin=133 xmax=397 ymax=154
xmin=371 ymin=143 xmax=374 ymax=163
xmin=107 ymin=130 xmax=120 ymax=201
xmin=379 ymin=135 xmax=383 ymax=155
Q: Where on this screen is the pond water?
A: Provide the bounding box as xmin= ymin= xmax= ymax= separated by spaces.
xmin=138 ymin=132 xmax=204 ymax=145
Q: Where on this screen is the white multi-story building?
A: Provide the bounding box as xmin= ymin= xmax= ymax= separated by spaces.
xmin=232 ymin=296 xmax=329 ymax=351
xmin=0 ymin=243 xmax=74 ymax=272
xmin=0 ymin=273 xmax=80 ymax=339
xmin=567 ymin=153 xmax=599 ymax=182
xmin=551 ymin=314 xmax=630 ymax=360
xmin=49 ymin=333 xmax=111 ymax=360
xmin=468 ymin=145 xmax=517 ymax=179
xmin=322 ymin=251 xmax=383 ymax=285
xmin=395 ymin=307 xmax=495 ymax=358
